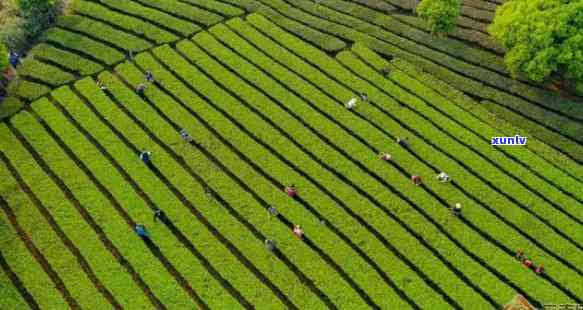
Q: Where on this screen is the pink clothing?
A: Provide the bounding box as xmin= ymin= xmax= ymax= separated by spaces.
xmin=293 ymin=227 xmax=304 ymax=239
xmin=285 ymin=187 xmax=297 ymax=197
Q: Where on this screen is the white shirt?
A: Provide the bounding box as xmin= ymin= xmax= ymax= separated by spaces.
xmin=346 ymin=98 xmax=357 ymax=109
xmin=437 ymin=172 xmax=450 ymax=181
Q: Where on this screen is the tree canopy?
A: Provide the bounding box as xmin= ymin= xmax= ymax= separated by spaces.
xmin=489 ymin=0 xmax=583 ymax=85
xmin=417 ymin=0 xmax=461 ymax=35
xmin=17 ymin=0 xmax=56 ymax=16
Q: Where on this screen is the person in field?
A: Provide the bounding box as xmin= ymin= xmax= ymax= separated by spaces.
xmin=136 ymin=83 xmax=147 ymax=97
xmin=293 ymin=225 xmax=304 ymax=239
xmin=8 ymin=49 xmax=20 ymax=68
xmin=139 ymin=150 xmax=152 ymax=167
xmin=179 ymin=128 xmax=192 ymax=142
xmin=360 ymin=92 xmax=368 ymax=102
xmin=378 ymin=152 xmax=392 ymax=161
xmin=265 ymin=239 xmax=276 ymax=252
xmin=523 ymin=258 xmax=534 ymax=269
xmin=452 ymin=203 xmax=462 ymax=216
xmin=436 ymin=172 xmax=450 ymax=182
xmin=153 ymin=208 xmax=168 ymax=224
xmin=397 ymin=137 xmax=409 ymax=148
xmin=411 ymin=175 xmax=422 ymax=185
xmin=285 ymin=184 xmax=297 ymax=198
xmin=96 ymin=79 xmax=107 ymax=91
xmin=345 ymin=97 xmax=358 ymax=110
xmin=145 ymin=70 xmax=154 ymax=83
xmin=535 ymin=264 xmax=544 ymax=275
xmin=515 ymin=250 xmax=525 ymax=261
xmin=135 ymin=224 xmax=150 ymax=239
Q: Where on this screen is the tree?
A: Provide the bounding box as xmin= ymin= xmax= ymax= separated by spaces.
xmin=17 ymin=0 xmax=56 ymax=16
xmin=489 ymin=0 xmax=583 ymax=86
xmin=417 ymin=0 xmax=461 ymax=35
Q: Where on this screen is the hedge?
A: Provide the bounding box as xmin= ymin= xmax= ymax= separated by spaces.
xmin=205 ymin=23 xmax=531 ymax=308
xmin=183 ymin=33 xmax=465 ymax=307
xmin=0 ymin=193 xmax=69 ymax=309
xmin=219 ymin=0 xmax=346 ymax=52
xmin=94 ymin=71 xmax=300 ymax=308
xmin=178 ymin=0 xmax=245 ymax=17
xmin=391 ymin=14 xmax=503 ymax=54
xmin=123 ymin=54 xmax=344 ymax=310
xmin=375 ymin=54 xmax=583 ymax=205
xmin=385 ymin=56 xmax=583 ymax=183
xmin=160 ymin=41 xmax=397 ymax=308
xmin=342 ymin=49 xmax=583 ymax=223
xmin=460 ymin=5 xmax=494 ymax=22
xmin=47 ymin=84 xmax=243 ymax=309
xmin=242 ymin=15 xmax=583 ymax=299
xmin=318 ymin=0 xmax=507 ymax=74
xmin=12 ymin=97 xmax=194 ymax=307
xmin=462 ymin=0 xmax=497 ymax=12
xmin=130 ymin=0 xmax=222 ymax=26
xmin=93 ymin=0 xmax=200 ymax=36
xmin=249 ymin=0 xmax=583 ymax=137
xmin=306 ymin=0 xmax=583 ymax=121
xmin=17 ymin=59 xmax=75 ymax=86
xmin=197 ymin=27 xmax=519 ymax=305
xmin=56 ymin=15 xmax=152 ymax=52
xmin=6 ymin=79 xmax=51 ymax=100
xmin=2 ymin=103 xmax=153 ymax=307
xmin=44 ymin=28 xmax=125 ymax=65
xmin=73 ymin=0 xmax=177 ymax=44
xmin=0 ymin=96 xmax=25 ymax=120
xmin=30 ymin=43 xmax=103 ymax=76
xmin=1 ymin=112 xmax=117 ymax=310
xmin=0 ymin=248 xmax=30 ymax=309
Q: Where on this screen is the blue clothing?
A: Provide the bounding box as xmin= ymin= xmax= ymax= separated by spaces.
xmin=9 ymin=53 xmax=19 ymax=67
xmin=135 ymin=225 xmax=149 ymax=237
xmin=139 ymin=151 xmax=151 ymax=164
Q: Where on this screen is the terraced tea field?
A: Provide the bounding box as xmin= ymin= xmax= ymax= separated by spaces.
xmin=1 ymin=0 xmax=582 ymax=309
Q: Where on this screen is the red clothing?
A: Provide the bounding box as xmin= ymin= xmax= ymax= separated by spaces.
xmin=411 ymin=175 xmax=422 ymax=185
xmin=523 ymin=259 xmax=534 ymax=268
xmin=285 ymin=187 xmax=297 ymax=197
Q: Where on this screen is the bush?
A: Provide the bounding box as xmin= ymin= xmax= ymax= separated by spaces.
xmin=1 ymin=0 xmax=60 ymax=52
xmin=17 ymin=0 xmax=56 ymax=16
xmin=417 ymin=0 xmax=461 ymax=35
xmin=489 ymin=0 xmax=583 ymax=86
xmin=0 ymin=43 xmax=8 ymax=71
